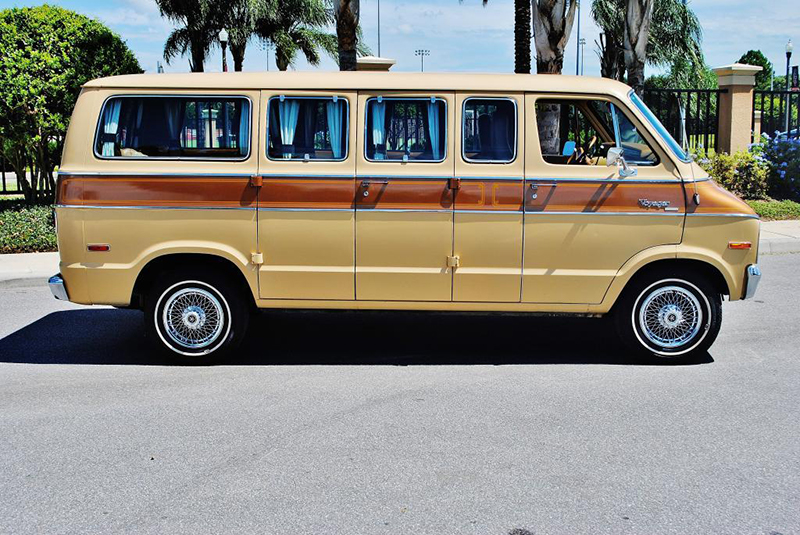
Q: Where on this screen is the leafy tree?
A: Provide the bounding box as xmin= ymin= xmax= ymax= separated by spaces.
xmin=738 ymin=50 xmax=773 ymax=91
xmin=158 ymin=0 xmax=217 ymax=72
xmin=0 ymin=5 xmax=141 ymax=204
xmin=644 ymin=56 xmax=716 ymax=90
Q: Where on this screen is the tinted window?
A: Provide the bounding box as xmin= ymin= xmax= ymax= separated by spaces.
xmin=463 ymin=98 xmax=516 ymax=162
xmin=535 ymin=99 xmax=658 ymax=166
xmin=267 ymin=96 xmax=348 ymax=161
xmin=96 ymin=96 xmax=250 ymax=159
xmin=365 ymin=98 xmax=446 ymax=162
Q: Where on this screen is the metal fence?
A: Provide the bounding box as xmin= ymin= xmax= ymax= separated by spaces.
xmin=753 ymin=90 xmax=800 ymax=140
xmin=642 ymin=88 xmax=726 ymax=153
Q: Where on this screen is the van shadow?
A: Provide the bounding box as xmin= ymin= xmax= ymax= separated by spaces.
xmin=0 ymin=309 xmax=713 ymax=366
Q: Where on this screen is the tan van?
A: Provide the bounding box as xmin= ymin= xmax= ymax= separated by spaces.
xmin=50 ymin=72 xmax=761 ymax=363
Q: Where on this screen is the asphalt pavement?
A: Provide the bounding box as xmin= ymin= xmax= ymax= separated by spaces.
xmin=0 ymin=254 xmax=798 ymax=534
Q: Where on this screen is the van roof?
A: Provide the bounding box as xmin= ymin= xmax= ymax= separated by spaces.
xmin=83 ymin=71 xmax=634 ymax=99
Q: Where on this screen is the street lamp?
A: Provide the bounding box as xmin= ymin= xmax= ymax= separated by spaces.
xmin=259 ymin=39 xmax=273 ymax=71
xmin=219 ymin=28 xmax=229 ymax=72
xmin=415 ymin=49 xmax=430 ymax=72
xmin=786 ymin=39 xmax=793 ymax=132
xmin=575 ymin=0 xmax=581 ymax=75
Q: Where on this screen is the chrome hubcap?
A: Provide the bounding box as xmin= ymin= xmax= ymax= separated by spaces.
xmin=162 ymin=288 xmax=224 ymax=349
xmin=639 ymin=285 xmax=702 ymax=349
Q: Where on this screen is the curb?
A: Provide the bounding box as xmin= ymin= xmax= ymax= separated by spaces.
xmin=759 ymin=238 xmax=800 ymax=255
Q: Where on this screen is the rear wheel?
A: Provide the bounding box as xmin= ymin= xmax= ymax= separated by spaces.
xmin=145 ymin=269 xmax=249 ymax=364
xmin=614 ymin=273 xmax=722 ymax=364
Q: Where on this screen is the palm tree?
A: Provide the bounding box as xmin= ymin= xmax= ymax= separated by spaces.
xmin=624 ymin=0 xmax=654 ymax=95
xmin=157 ymin=0 xmax=216 ymax=72
xmin=593 ymin=0 xmax=702 ymax=92
xmin=532 ymin=0 xmax=579 ymax=74
xmin=217 ymin=0 xmax=257 ymax=72
xmin=335 ymin=0 xmax=359 ymax=71
xmin=514 ymin=0 xmax=532 ymax=73
xmin=255 ymin=0 xmax=339 ymax=71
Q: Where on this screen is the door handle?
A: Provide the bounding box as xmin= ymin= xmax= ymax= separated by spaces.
xmin=361 ymin=180 xmax=389 ymax=197
xmin=529 ymin=182 xmax=557 ymax=199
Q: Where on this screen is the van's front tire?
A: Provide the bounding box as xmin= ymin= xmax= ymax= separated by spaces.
xmin=145 ymin=270 xmax=248 ymax=365
xmin=614 ymin=273 xmax=722 ymax=364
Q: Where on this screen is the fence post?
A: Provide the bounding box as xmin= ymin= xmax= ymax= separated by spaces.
xmin=713 ymin=63 xmax=762 ymax=154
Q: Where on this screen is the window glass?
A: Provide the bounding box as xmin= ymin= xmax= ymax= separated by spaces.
xmin=535 ymin=99 xmax=658 ymax=166
xmin=267 ymin=96 xmax=348 ymax=160
xmin=629 ymin=90 xmax=690 ymax=162
xmin=365 ymin=98 xmax=446 ymax=162
xmin=463 ymin=98 xmax=516 ymax=162
xmin=96 ymin=96 xmax=250 ymax=159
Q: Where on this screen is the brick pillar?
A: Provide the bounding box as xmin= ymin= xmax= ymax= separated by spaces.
xmin=713 ymin=63 xmax=762 ymax=154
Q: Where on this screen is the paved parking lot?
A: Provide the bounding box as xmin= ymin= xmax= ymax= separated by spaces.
xmin=1 ymin=254 xmax=798 ymax=534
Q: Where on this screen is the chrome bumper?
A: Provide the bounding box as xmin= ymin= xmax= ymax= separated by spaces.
xmin=744 ymin=264 xmax=762 ymax=300
xmin=48 ymin=273 xmax=69 ymax=301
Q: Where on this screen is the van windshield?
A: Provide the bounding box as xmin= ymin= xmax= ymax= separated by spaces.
xmin=629 ymin=91 xmax=691 ymax=163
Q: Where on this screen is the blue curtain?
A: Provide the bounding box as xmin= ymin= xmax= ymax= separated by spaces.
xmin=101 ymin=100 xmax=122 ymax=156
xmin=239 ymin=101 xmax=250 ymax=156
xmin=426 ymin=100 xmax=441 ymax=160
xmin=278 ymin=98 xmax=300 ymax=159
xmin=326 ymin=99 xmax=344 ymax=159
xmin=371 ymin=100 xmax=387 ymax=160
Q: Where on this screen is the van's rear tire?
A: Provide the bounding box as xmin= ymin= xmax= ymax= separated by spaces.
xmin=614 ymin=271 xmax=722 ymax=364
xmin=145 ymin=269 xmax=249 ymax=365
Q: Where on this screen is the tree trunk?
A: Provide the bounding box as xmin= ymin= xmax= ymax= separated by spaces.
xmin=276 ymin=54 xmax=289 ymax=72
xmin=624 ymin=0 xmax=653 ymax=95
xmin=538 ymin=102 xmax=561 ymax=155
xmin=336 ymin=0 xmax=360 ymax=71
xmin=231 ymin=43 xmax=245 ymax=72
xmin=190 ymin=42 xmax=205 ymax=72
xmin=514 ymin=0 xmax=531 ymax=74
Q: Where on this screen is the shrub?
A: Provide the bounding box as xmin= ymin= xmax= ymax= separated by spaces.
xmin=761 ymin=137 xmax=800 ymax=202
xmin=697 ymin=150 xmax=769 ymax=200
xmin=746 ymin=199 xmax=800 ymax=220
xmin=0 ymin=201 xmax=57 ymax=253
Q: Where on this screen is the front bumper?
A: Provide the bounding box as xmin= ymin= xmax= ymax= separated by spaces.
xmin=743 ymin=264 xmax=762 ymax=299
xmin=48 ymin=273 xmax=69 ymax=301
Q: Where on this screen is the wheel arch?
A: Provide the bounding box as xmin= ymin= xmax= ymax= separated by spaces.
xmin=131 ymin=253 xmax=257 ymax=311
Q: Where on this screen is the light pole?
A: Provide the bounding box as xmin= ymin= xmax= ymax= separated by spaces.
xmin=786 ymin=39 xmax=793 ymax=133
xmin=415 ymin=49 xmax=430 ymax=72
xmin=259 ymin=39 xmax=272 ymax=71
xmin=377 ymin=0 xmax=381 ymax=57
xmin=219 ymin=28 xmax=229 ymax=72
xmin=575 ymin=0 xmax=581 ymax=75
xmin=579 ymin=37 xmax=586 ymax=75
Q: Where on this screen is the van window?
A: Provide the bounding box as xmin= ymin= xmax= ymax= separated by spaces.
xmin=462 ymin=98 xmax=516 ymax=163
xmin=365 ymin=97 xmax=446 ymax=162
xmin=95 ymin=96 xmax=250 ymax=159
xmin=267 ymin=96 xmax=349 ymax=161
xmin=535 ymin=99 xmax=658 ymax=166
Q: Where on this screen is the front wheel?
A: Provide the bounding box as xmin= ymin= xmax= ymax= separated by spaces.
xmin=145 ymin=270 xmax=249 ymax=364
xmin=614 ymin=274 xmax=722 ymax=363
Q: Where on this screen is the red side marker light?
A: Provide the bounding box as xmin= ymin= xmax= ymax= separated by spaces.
xmin=87 ymin=244 xmax=111 ymax=252
xmin=728 ymin=241 xmax=751 ymax=250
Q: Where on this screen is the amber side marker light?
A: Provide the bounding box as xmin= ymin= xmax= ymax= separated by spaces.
xmin=728 ymin=241 xmax=752 ymax=250
xmin=87 ymin=244 xmax=111 ymax=252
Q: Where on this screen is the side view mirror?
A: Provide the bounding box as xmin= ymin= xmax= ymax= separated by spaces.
xmin=606 ymin=147 xmax=637 ymax=177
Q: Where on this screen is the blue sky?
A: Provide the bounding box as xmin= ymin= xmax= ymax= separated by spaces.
xmin=2 ymin=0 xmax=799 ymax=79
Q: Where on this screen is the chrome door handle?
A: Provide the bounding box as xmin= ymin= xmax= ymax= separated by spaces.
xmin=361 ymin=180 xmax=389 ymax=188
xmin=529 ymin=182 xmax=557 ymax=199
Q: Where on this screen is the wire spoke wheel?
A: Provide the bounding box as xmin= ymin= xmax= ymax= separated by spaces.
xmin=637 ymin=285 xmax=703 ymax=349
xmin=161 ymin=287 xmax=225 ymax=350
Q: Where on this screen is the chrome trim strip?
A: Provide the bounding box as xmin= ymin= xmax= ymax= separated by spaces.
xmin=93 ymin=94 xmax=254 ymax=162
xmin=526 ymin=177 xmax=681 ymax=184
xmin=258 ymin=207 xmax=353 ymax=212
xmin=356 ymin=175 xmax=451 ymax=181
xmin=459 ymin=176 xmax=524 ymax=181
xmin=356 ymin=208 xmax=451 ymax=213
xmin=524 ymin=210 xmax=685 ymax=216
xmin=685 ymin=213 xmax=760 ymax=219
xmin=259 ymin=174 xmax=355 ymax=179
xmin=57 ymin=171 xmax=255 ymax=178
xmin=266 ymin=95 xmax=350 ymax=162
xmin=456 ymin=210 xmax=522 ymax=215
xmin=55 ymin=204 xmax=253 ymax=211
xmin=48 ymin=274 xmax=69 ymax=301
xmin=461 ymin=97 xmax=518 ymax=164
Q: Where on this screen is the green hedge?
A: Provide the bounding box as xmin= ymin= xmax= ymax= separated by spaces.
xmin=0 ymin=201 xmax=57 ymax=254
xmin=746 ymin=199 xmax=800 ymax=221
